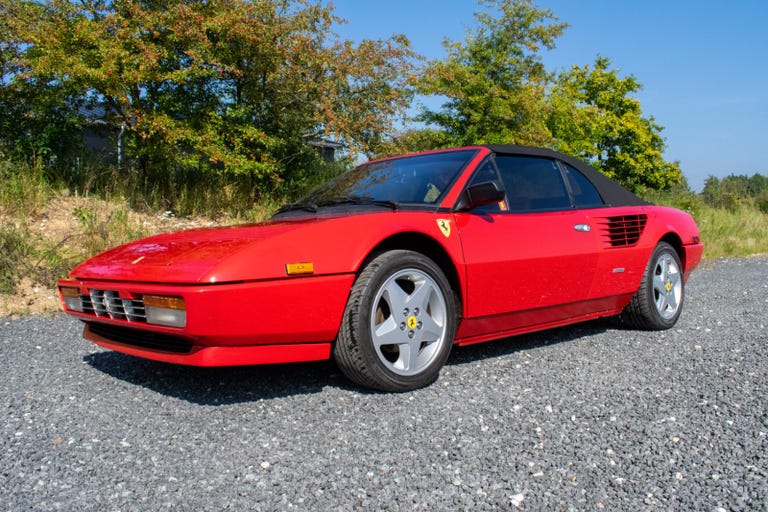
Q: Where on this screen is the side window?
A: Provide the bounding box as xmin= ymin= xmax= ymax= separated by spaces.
xmin=495 ymin=155 xmax=570 ymax=211
xmin=563 ymin=164 xmax=604 ymax=208
xmin=466 ymin=159 xmax=504 ymax=213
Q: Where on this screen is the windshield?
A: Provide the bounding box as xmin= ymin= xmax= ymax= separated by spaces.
xmin=301 ymin=149 xmax=478 ymax=207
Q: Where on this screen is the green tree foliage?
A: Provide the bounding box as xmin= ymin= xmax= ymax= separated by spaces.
xmin=6 ymin=0 xmax=415 ymax=190
xmin=417 ymin=0 xmax=567 ymax=147
xmin=548 ymin=57 xmax=683 ymax=192
xmin=409 ymin=0 xmax=681 ymax=192
xmin=374 ymin=128 xmax=455 ymax=157
xmin=0 ymin=0 xmax=84 ymax=166
xmin=702 ymin=173 xmax=768 ymax=213
xmin=0 ymin=0 xmax=30 ymax=156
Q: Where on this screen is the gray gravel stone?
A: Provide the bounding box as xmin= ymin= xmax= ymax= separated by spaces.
xmin=1 ymin=256 xmax=767 ymax=510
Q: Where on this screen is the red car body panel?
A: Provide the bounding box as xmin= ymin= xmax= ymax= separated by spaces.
xmin=58 ymin=145 xmax=703 ymax=368
xmin=68 ymin=212 xmax=467 ymax=285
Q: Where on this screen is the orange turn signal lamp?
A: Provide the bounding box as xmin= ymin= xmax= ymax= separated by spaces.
xmin=285 ymin=262 xmax=314 ymax=275
xmin=60 ymin=286 xmax=79 ymax=298
xmin=143 ymin=294 xmax=186 ymax=310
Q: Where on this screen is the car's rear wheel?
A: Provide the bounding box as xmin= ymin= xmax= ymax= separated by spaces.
xmin=333 ymin=250 xmax=456 ymax=392
xmin=622 ymin=241 xmax=684 ymax=330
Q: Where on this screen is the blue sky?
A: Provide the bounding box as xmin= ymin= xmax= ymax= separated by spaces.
xmin=330 ymin=0 xmax=768 ymax=191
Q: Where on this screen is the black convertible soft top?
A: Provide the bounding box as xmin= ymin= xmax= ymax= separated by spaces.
xmin=485 ymin=144 xmax=649 ymax=207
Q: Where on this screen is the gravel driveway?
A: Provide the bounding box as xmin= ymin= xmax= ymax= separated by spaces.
xmin=2 ymin=257 xmax=766 ymax=511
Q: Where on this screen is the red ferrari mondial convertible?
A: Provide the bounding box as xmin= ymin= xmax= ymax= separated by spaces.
xmin=58 ymin=145 xmax=703 ymax=391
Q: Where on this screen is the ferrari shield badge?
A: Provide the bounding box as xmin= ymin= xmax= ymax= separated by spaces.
xmin=437 ymin=218 xmax=451 ymax=238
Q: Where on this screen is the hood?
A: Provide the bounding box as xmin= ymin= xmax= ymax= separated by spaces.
xmin=69 ymin=211 xmax=443 ymax=284
xmin=70 ymin=219 xmax=328 ymax=284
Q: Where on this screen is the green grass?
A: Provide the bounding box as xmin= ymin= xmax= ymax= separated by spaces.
xmin=0 ymin=222 xmax=72 ymax=295
xmin=643 ymin=187 xmax=768 ymax=259
xmin=694 ymin=206 xmax=768 ymax=259
xmin=50 ymin=155 xmax=346 ymax=220
xmin=72 ymin=203 xmax=151 ymax=257
xmin=0 ymin=158 xmax=52 ymax=217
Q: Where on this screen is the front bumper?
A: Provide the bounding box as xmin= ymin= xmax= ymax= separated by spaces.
xmin=58 ymin=273 xmax=355 ymax=366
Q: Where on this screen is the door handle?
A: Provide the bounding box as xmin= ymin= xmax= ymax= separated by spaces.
xmin=574 ymin=224 xmax=591 ymax=232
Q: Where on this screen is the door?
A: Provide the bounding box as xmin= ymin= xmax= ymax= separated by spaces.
xmin=454 ymin=155 xmax=601 ymax=337
xmin=456 ymin=210 xmax=599 ymax=317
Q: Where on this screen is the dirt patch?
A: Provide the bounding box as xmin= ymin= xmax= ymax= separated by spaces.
xmin=0 ymin=194 xmax=222 ymax=317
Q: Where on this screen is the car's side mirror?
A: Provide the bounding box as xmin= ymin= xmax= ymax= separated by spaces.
xmin=455 ymin=181 xmax=506 ymax=211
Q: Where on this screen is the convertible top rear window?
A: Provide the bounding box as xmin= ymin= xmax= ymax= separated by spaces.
xmin=563 ymin=163 xmax=604 ymax=208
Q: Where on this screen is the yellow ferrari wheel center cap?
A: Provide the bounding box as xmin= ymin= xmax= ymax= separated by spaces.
xmin=665 ymin=282 xmax=672 ymax=292
xmin=407 ymin=315 xmax=418 ymax=329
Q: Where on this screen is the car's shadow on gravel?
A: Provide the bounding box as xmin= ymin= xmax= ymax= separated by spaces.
xmin=83 ymin=317 xmax=620 ymax=405
xmin=83 ymin=352 xmax=345 ymax=404
xmin=447 ymin=317 xmax=619 ymax=366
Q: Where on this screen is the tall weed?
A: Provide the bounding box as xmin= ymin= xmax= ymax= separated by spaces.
xmin=642 ymin=186 xmax=706 ymax=217
xmin=73 ymin=204 xmax=149 ymax=258
xmin=0 ymin=159 xmax=52 ymax=217
xmin=0 ymin=224 xmax=30 ymax=294
xmin=695 ymin=206 xmax=768 ymax=259
xmin=0 ymin=222 xmax=73 ymax=294
xmin=3 ymin=151 xmax=347 ymax=220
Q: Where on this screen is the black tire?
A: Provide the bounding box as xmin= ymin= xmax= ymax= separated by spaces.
xmin=622 ymin=242 xmax=684 ymax=330
xmin=333 ymin=250 xmax=457 ymax=392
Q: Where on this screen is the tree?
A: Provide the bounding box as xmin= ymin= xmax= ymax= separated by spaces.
xmin=547 ymin=56 xmax=682 ymax=192
xmin=416 ymin=0 xmax=567 ymax=147
xmin=0 ymin=0 xmax=84 ymax=164
xmin=0 ymin=0 xmax=30 ymax=157
xmin=702 ymin=173 xmax=768 ymax=212
xmin=374 ymin=128 xmax=455 ymax=157
xmin=411 ymin=0 xmax=681 ymax=193
xmin=9 ymin=0 xmax=416 ymax=189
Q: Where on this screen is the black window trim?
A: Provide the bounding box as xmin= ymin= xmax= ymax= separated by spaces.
xmin=458 ymin=153 xmax=610 ymax=214
xmin=555 ymin=160 xmax=577 ymax=210
xmin=555 ymin=160 xmax=608 ymax=210
xmin=484 ymin=144 xmax=649 ymax=207
xmin=453 ymin=155 xmax=508 ymax=213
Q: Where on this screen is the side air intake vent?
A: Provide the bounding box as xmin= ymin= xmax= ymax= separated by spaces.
xmin=598 ymin=214 xmax=647 ymax=247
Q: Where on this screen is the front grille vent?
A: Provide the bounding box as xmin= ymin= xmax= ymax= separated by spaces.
xmin=598 ymin=214 xmax=647 ymax=247
xmin=80 ymin=289 xmax=147 ymax=323
xmin=86 ymin=323 xmax=192 ymax=353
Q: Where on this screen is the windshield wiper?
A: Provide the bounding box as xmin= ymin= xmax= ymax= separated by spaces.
xmin=274 ymin=202 xmax=318 ymax=214
xmin=316 ymin=196 xmax=359 ymax=207
xmin=276 ymin=196 xmax=400 ymax=216
xmin=367 ymin=199 xmax=399 ymax=210
xmin=317 ymin=196 xmax=399 ymax=210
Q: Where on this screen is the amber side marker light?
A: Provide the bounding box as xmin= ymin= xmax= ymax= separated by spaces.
xmin=286 ymin=262 xmax=314 ymax=275
xmin=143 ymin=294 xmax=187 ymax=328
xmin=59 ymin=286 xmax=84 ymax=312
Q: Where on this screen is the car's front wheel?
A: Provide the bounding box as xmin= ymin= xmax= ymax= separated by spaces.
xmin=333 ymin=250 xmax=457 ymax=392
xmin=622 ymin=241 xmax=684 ymax=330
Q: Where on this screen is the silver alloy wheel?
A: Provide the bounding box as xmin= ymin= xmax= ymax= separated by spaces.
xmin=652 ymin=252 xmax=682 ymax=320
xmin=370 ymin=268 xmax=448 ymax=376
